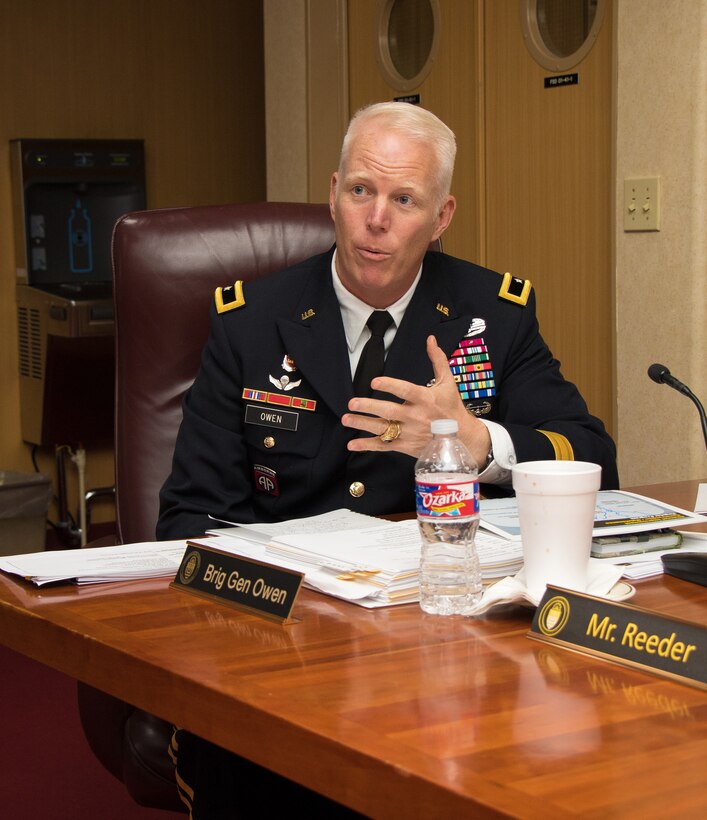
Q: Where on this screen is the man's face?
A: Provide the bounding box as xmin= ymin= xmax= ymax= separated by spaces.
xmin=329 ymin=122 xmax=455 ymax=308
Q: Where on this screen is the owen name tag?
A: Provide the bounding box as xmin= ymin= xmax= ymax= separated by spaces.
xmin=244 ymin=404 xmax=299 ymax=431
xmin=171 ymin=542 xmax=304 ymax=624
xmin=529 ymin=586 xmax=707 ymax=691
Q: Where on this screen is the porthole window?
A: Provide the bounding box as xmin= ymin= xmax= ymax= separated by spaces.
xmin=520 ymin=0 xmax=606 ymax=72
xmin=377 ymin=0 xmax=440 ymax=92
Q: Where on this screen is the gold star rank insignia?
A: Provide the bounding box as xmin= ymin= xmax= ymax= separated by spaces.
xmin=215 ymin=281 xmax=246 ymax=313
xmin=498 ymin=272 xmax=531 ymax=306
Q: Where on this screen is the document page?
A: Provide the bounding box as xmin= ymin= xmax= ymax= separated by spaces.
xmin=0 ymin=541 xmax=187 ymax=586
xmin=270 ymin=519 xmax=420 ymax=574
xmin=480 ymin=491 xmax=707 ymax=539
xmin=207 ymin=508 xmax=383 ymax=543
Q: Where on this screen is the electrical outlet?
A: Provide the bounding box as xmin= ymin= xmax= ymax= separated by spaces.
xmin=624 ymin=177 xmax=661 ymax=231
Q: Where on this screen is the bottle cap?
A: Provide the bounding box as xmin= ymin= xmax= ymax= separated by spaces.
xmin=430 ymin=418 xmax=458 ymax=435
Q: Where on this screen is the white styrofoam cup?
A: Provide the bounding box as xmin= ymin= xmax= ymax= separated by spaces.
xmin=511 ymin=461 xmax=602 ymax=602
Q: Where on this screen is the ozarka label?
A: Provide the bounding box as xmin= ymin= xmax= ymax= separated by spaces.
xmin=415 ymin=478 xmax=479 ymax=519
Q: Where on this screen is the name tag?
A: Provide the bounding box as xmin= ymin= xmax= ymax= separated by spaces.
xmin=529 ymin=585 xmax=707 ymax=691
xmin=245 ymin=403 xmax=299 ymax=431
xmin=172 ymin=542 xmax=304 ymax=624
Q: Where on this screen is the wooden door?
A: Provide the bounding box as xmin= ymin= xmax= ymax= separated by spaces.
xmin=347 ymin=0 xmax=485 ymax=266
xmin=484 ymin=0 xmax=614 ymax=431
xmin=346 ymin=0 xmax=614 ymax=432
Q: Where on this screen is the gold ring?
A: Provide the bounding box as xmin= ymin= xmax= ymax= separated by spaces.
xmin=379 ymin=420 xmax=402 ymax=443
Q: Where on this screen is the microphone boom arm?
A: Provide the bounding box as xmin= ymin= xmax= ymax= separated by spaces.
xmin=648 ymin=363 xmax=707 ymax=449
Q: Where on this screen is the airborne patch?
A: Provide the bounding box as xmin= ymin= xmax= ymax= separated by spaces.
xmin=253 ymin=464 xmax=279 ymax=496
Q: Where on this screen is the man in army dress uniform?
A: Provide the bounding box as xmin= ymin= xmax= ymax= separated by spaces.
xmin=158 ymin=102 xmax=617 ymax=544
xmin=158 ymin=102 xmax=618 ymax=817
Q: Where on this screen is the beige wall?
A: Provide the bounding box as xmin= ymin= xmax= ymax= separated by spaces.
xmin=614 ymin=0 xmax=707 ymax=485
xmin=264 ymin=0 xmax=348 ymax=203
xmin=264 ymin=0 xmax=308 ymax=201
xmin=0 ymin=0 xmax=265 ymax=529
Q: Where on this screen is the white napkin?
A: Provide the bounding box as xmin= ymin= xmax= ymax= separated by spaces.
xmin=467 ymin=558 xmax=625 ymax=616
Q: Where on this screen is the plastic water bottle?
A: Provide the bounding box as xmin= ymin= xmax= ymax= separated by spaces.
xmin=415 ymin=418 xmax=482 ymax=615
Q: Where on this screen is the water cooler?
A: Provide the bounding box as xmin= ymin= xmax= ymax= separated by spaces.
xmin=12 ymin=138 xmax=146 ymax=446
xmin=11 ymin=138 xmax=146 ymax=544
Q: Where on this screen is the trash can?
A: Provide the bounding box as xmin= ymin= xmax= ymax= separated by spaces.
xmin=0 ymin=471 xmax=52 ymax=555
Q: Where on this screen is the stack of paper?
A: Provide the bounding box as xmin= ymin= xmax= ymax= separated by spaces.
xmin=199 ymin=509 xmax=523 ymax=608
xmin=599 ymin=534 xmax=707 ymax=579
xmin=475 ymin=529 xmax=524 ymax=579
xmin=266 ymin=520 xmax=418 ymax=599
xmin=0 ymin=506 xmax=521 ymax=607
xmin=480 ymin=490 xmax=707 ymax=539
xmin=193 ymin=523 xmax=415 ymax=608
xmin=8 ymin=490 xmax=700 ymax=601
xmin=589 ymin=528 xmax=682 ymax=558
xmin=479 ymin=490 xmax=707 ymax=581
xmin=0 ymin=541 xmax=187 ymax=586
xmin=203 ymin=510 xmax=417 ymax=605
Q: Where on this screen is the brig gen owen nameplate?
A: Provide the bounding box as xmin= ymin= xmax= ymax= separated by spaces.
xmin=171 ymin=541 xmax=304 ymax=624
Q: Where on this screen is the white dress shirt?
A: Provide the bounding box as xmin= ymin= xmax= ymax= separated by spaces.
xmin=330 ymin=250 xmax=514 ymax=484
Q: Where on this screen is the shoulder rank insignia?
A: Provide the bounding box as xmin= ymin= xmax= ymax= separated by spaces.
xmin=498 ymin=272 xmax=532 ymax=306
xmin=215 ymin=281 xmax=245 ymax=314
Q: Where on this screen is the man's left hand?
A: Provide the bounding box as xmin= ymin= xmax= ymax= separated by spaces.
xmin=342 ymin=335 xmax=492 ymax=465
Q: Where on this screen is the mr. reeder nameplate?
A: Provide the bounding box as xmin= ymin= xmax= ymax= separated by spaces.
xmin=171 ymin=541 xmax=304 ymax=624
xmin=529 ymin=585 xmax=707 ymax=691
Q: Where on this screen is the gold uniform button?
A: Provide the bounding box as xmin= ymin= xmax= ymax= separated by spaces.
xmin=349 ymin=481 xmax=365 ymax=498
xmin=264 ymin=436 xmax=275 ymax=448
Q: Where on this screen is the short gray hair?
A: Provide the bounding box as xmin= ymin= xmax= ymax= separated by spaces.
xmin=338 ymin=102 xmax=456 ymax=207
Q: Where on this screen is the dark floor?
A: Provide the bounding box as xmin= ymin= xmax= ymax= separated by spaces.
xmin=0 ymin=644 xmax=185 ymax=820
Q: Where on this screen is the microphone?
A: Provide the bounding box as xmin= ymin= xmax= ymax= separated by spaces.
xmin=648 ymin=363 xmax=707 ymax=448
xmin=648 ymin=363 xmax=690 ymax=395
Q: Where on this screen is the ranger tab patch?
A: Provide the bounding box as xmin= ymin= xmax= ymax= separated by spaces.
xmin=498 ymin=272 xmax=531 ymax=306
xmin=215 ymin=281 xmax=246 ymax=313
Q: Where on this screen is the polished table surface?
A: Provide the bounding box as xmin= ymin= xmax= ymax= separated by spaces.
xmin=1 ymin=481 xmax=706 ymax=818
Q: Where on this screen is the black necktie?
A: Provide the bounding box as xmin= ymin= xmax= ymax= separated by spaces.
xmin=353 ymin=310 xmax=394 ymax=397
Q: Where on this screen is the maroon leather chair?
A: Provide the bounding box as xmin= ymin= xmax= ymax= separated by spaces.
xmin=113 ymin=201 xmax=337 ymax=545
xmin=78 ymin=202 xmax=336 ymax=811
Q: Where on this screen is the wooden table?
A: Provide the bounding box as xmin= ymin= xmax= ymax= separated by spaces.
xmin=1 ymin=481 xmax=706 ymax=818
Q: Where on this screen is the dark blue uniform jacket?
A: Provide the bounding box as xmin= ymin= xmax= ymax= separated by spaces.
xmin=157 ymin=249 xmax=618 ymax=539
